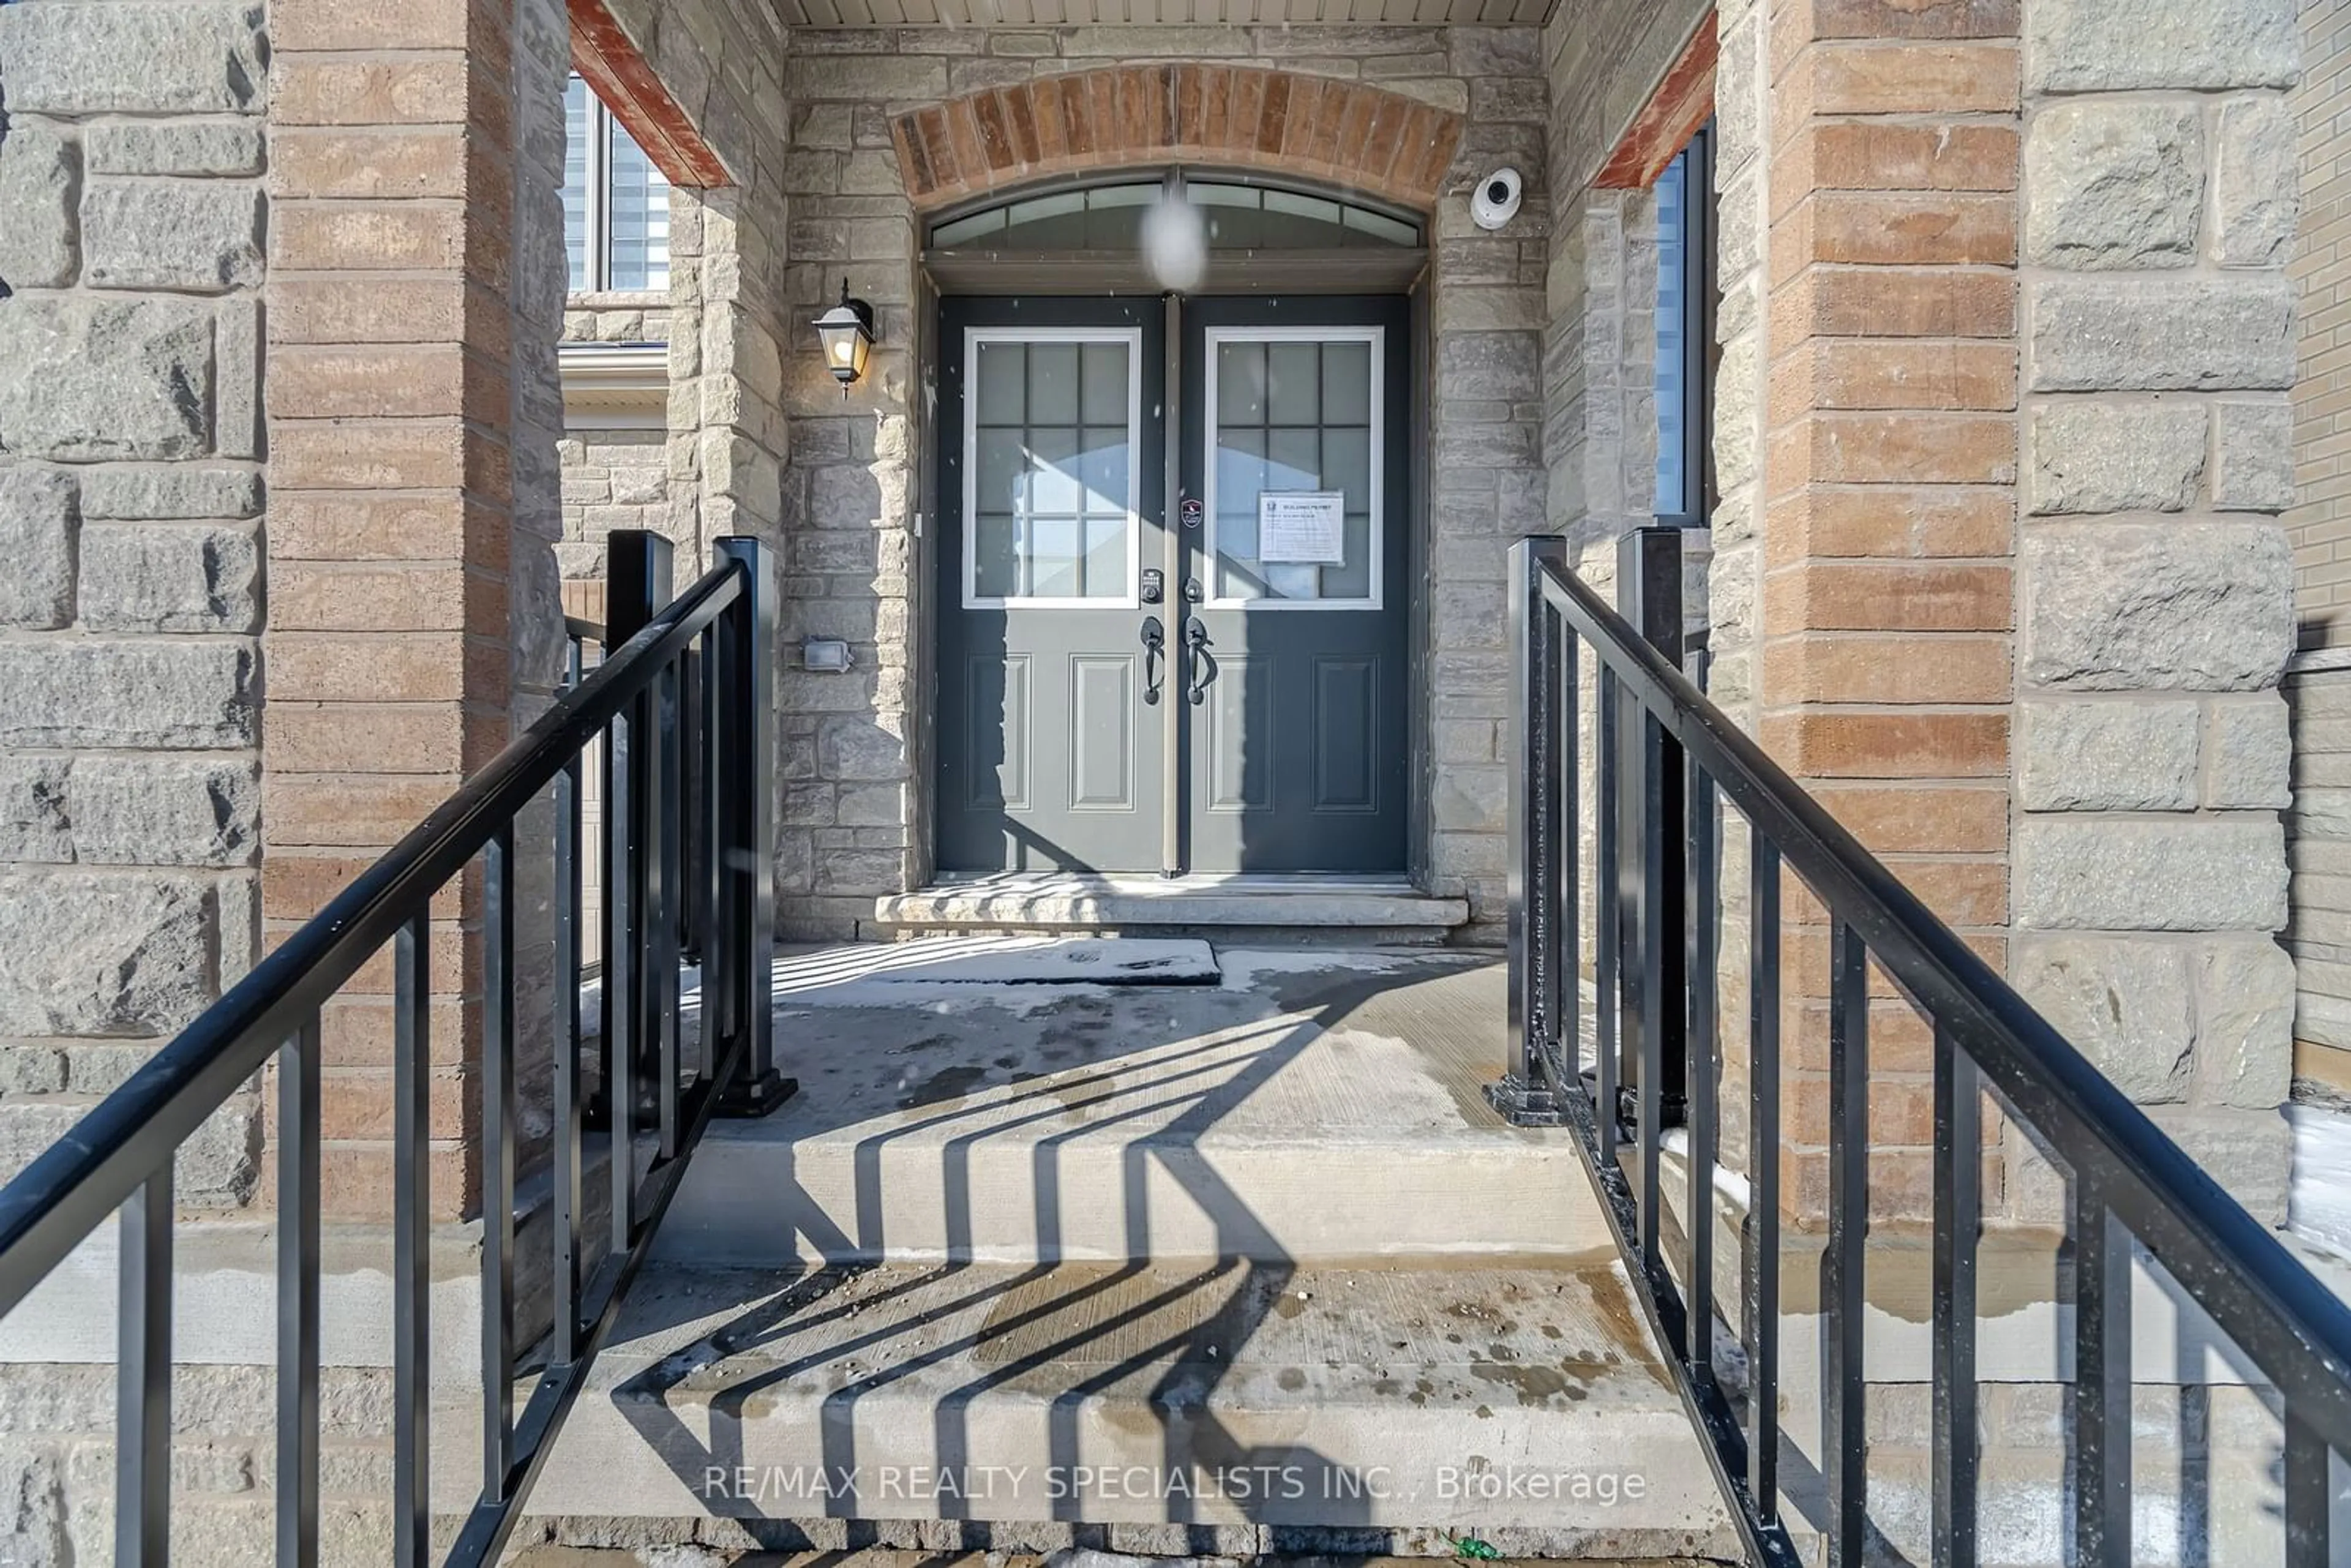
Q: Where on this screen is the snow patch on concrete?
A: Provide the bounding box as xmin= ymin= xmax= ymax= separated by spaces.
xmin=1216 ymin=947 xmax=1417 ymax=989
xmin=2288 ymin=1100 xmax=2351 ymax=1264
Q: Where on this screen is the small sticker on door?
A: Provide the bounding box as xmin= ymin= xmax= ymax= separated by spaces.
xmin=1180 ymin=497 xmax=1204 ymax=527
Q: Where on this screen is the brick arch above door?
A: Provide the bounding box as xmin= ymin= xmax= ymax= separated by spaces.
xmin=888 ymin=66 xmax=1464 ymax=214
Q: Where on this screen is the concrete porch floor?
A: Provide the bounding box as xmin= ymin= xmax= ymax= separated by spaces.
xmin=525 ymin=942 xmax=1734 ymax=1556
xmin=654 ymin=942 xmax=1608 ymax=1268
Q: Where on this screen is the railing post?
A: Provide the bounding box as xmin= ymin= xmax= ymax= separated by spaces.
xmin=1618 ymin=524 xmax=1688 ymax=1128
xmin=1493 ymin=536 xmax=1572 ymax=1125
xmin=116 ymin=1166 xmax=171 ymax=1568
xmin=679 ymin=645 xmax=706 ymax=964
xmin=603 ymin=530 xmax=672 ymax=1135
xmin=713 ymin=535 xmax=794 ymax=1117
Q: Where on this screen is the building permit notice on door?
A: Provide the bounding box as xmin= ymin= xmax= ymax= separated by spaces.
xmin=1258 ymin=490 xmax=1347 ymax=564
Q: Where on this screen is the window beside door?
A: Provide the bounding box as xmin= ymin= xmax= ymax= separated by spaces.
xmin=563 ymin=75 xmax=671 ymax=293
xmin=1654 ymin=124 xmax=1715 ymax=528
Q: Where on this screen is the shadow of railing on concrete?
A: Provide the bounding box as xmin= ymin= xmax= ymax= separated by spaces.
xmin=606 ymin=964 xmax=1429 ymax=1545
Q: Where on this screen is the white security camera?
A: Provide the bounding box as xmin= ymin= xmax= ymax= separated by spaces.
xmin=1471 ymin=167 xmax=1523 ymax=231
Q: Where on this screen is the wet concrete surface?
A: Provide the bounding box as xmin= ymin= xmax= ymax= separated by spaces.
xmin=526 ymin=942 xmax=1728 ymax=1547
xmin=658 ymin=944 xmax=1608 ymax=1267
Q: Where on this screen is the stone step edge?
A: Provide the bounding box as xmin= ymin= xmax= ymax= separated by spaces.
xmin=872 ymin=888 xmax=1471 ymax=930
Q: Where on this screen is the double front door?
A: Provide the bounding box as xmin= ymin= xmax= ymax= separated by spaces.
xmin=937 ymin=294 xmax=1411 ymax=876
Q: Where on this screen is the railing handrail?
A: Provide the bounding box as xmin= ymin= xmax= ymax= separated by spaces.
xmin=0 ymin=557 xmax=744 ymax=1320
xmin=1528 ymin=546 xmax=2351 ymax=1455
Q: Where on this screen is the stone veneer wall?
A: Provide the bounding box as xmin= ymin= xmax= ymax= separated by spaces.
xmin=1708 ymin=0 xmax=1766 ymax=1163
xmin=2285 ymin=0 xmax=2351 ymax=1079
xmin=779 ymin=28 xmax=1551 ymax=937
xmin=566 ymin=290 xmax=672 ymax=347
xmin=557 ymin=292 xmax=673 ymax=580
xmin=2009 ymin=0 xmax=2303 ymax=1217
xmin=1542 ymin=0 xmax=2307 ymax=1221
xmin=0 ymin=0 xmax=602 ymax=1544
xmin=1536 ymin=4 xmax=1716 ymax=1012
xmin=1539 ymin=0 xmax=1714 ymax=590
xmin=1749 ymin=0 xmax=2021 ymax=1218
xmin=0 ymin=0 xmax=390 ymax=1554
xmin=768 ymin=33 xmax=923 ymax=934
xmin=266 ymin=0 xmax=571 ymax=1218
xmin=0 ymin=0 xmax=786 ymax=1537
xmin=0 ymin=1 xmax=269 ymax=1198
xmin=559 ymin=427 xmax=672 ymax=576
xmin=589 ymin=0 xmax=796 ymax=575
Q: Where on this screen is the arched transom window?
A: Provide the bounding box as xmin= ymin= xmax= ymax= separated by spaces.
xmin=929 ymin=175 xmax=1422 ymax=252
xmin=923 ymin=172 xmax=1427 ymax=293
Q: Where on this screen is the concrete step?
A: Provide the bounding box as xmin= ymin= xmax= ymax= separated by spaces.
xmin=656 ymin=947 xmax=1608 ymax=1267
xmin=521 ymin=1256 xmax=1736 ymax=1556
xmin=873 ymin=874 xmax=1470 ymax=945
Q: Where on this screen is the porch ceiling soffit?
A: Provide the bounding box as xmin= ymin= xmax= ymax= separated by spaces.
xmin=888 ymin=64 xmax=1466 ymax=213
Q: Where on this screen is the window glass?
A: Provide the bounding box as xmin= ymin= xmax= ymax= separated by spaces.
xmin=927 ymin=181 xmax=1420 ymax=251
xmin=606 ymin=116 xmax=670 ymax=291
xmin=563 ymin=77 xmax=591 ymax=293
xmin=561 ymin=73 xmax=672 ymax=293
xmin=931 ymin=207 xmax=1006 ymax=249
xmin=967 ymin=335 xmax=1138 ymax=603
xmin=1209 ymin=333 xmax=1378 ymax=606
xmin=1652 ymin=127 xmax=1714 ymax=527
xmin=1654 ymin=146 xmax=1690 ymax=519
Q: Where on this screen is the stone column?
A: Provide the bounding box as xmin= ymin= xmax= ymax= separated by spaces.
xmin=774 ymin=43 xmax=931 ymax=935
xmin=1760 ymin=0 xmax=2022 ymax=1217
xmin=268 ymin=0 xmax=567 ymax=1218
xmin=0 ymin=0 xmax=269 ymax=1204
xmin=1427 ymin=27 xmax=1555 ymax=932
xmin=2010 ymin=0 xmax=2303 ymax=1220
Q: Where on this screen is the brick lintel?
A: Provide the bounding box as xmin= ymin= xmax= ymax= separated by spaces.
xmin=890 ymin=64 xmax=1463 ymax=214
xmin=1594 ymin=20 xmax=1717 ymax=190
xmin=569 ymin=0 xmax=733 ymax=189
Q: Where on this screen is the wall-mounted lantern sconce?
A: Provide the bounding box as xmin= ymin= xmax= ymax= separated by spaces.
xmin=814 ymin=279 xmax=876 ymax=397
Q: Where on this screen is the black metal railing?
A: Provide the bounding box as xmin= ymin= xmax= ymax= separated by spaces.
xmin=0 ymin=531 xmax=789 ymax=1567
xmin=1494 ymin=534 xmax=2351 ymax=1567
xmin=563 ymin=612 xmax=606 ymax=681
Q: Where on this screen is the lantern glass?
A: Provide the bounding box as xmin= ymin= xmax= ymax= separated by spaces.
xmin=813 ymin=283 xmax=875 ymax=391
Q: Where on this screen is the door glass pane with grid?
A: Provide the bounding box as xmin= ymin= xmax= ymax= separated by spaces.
xmin=1207 ymin=332 xmax=1379 ymax=606
xmin=966 ymin=333 xmax=1138 ymax=604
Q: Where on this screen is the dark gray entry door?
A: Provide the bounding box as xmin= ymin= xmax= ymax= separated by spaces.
xmin=936 ymin=294 xmax=1408 ymax=876
xmin=937 ymin=297 xmax=1168 ymax=874
xmin=1178 ymin=296 xmax=1410 ymax=874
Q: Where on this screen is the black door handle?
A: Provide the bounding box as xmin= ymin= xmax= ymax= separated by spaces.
xmin=1141 ymin=616 xmax=1164 ymax=705
xmin=1183 ymin=618 xmax=1212 ymax=706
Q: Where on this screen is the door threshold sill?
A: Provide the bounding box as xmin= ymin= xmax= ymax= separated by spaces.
xmin=874 ymin=871 xmax=1469 ymax=939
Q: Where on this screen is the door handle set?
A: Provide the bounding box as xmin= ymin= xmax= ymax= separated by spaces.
xmin=1147 ymin=615 xmax=1214 ymax=706
xmin=1141 ymin=617 xmax=1165 ymax=705
xmin=1183 ymin=617 xmax=1212 ymax=705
